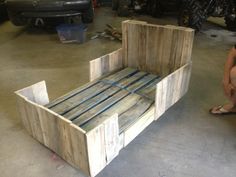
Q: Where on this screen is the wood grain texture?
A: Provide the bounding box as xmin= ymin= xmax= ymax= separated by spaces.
xmin=155 ymin=63 xmax=192 ymax=120
xmin=63 ymin=86 xmax=121 ymax=120
xmin=102 ymin=67 xmax=137 ymax=84
xmin=81 ymin=94 xmax=142 ymax=132
xmin=103 ymin=114 xmax=119 ymax=164
xmin=122 ymin=20 xmax=194 ymax=76
xmin=90 ymin=48 xmax=123 ymax=82
xmin=86 ymin=124 xmax=106 ymax=177
xmin=15 ymin=82 xmax=91 ymax=177
xmin=123 ymin=106 xmax=155 ymax=147
xmin=15 ymin=20 xmax=194 ymax=177
xmin=86 ymin=114 xmax=120 ymax=176
xmin=119 ymin=98 xmax=154 ymax=133
xmin=46 ymin=80 xmax=99 ymax=109
xmin=73 ymin=90 xmax=130 ymax=126
xmin=50 ymin=82 xmax=111 ymax=115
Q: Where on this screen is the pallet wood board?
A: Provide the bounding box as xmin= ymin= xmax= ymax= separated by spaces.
xmin=90 ymin=48 xmax=123 ymax=82
xmin=73 ymin=89 xmax=130 ymax=126
xmin=50 ymin=82 xmax=111 ymax=115
xmin=122 ymin=21 xmax=194 ymax=76
xmin=15 ymin=20 xmax=194 ymax=177
xmin=49 ymin=68 xmax=160 ymax=130
xmin=119 ymin=97 xmax=154 ymax=133
xmin=81 ymin=94 xmax=142 ymax=132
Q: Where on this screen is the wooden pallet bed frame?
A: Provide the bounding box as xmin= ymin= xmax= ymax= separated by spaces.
xmin=15 ymin=20 xmax=194 ymax=177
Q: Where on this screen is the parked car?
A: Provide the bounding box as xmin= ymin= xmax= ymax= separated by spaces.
xmin=6 ymin=0 xmax=94 ymax=26
xmin=0 ymin=0 xmax=7 ymax=20
xmin=178 ymin=0 xmax=236 ymax=31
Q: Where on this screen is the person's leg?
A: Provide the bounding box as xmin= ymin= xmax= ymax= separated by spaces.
xmin=210 ymin=66 xmax=236 ymax=114
xmin=230 ymin=66 xmax=236 ymax=107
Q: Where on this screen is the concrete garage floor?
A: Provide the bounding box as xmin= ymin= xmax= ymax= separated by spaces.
xmin=1 ymin=7 xmax=236 ymax=177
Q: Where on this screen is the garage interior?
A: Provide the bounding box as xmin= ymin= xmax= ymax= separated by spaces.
xmin=1 ymin=2 xmax=236 ymax=177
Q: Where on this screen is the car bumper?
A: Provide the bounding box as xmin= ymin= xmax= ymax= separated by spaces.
xmin=7 ymin=0 xmax=91 ymax=16
xmin=21 ymin=10 xmax=81 ymax=18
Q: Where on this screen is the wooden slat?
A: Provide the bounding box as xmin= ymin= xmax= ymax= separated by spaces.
xmin=122 ymin=20 xmax=147 ymax=68
xmin=126 ymin=74 xmax=158 ymax=93
xmin=102 ymin=67 xmax=137 ymax=84
xmin=64 ymin=70 xmax=147 ymax=120
xmin=136 ymin=77 xmax=161 ymax=100
xmin=63 ymin=86 xmax=121 ymax=120
xmin=123 ymin=106 xmax=155 ymax=147
xmin=103 ymin=114 xmax=120 ymax=164
xmin=50 ymin=82 xmax=111 ymax=115
xmin=81 ymin=94 xmax=142 ymax=132
xmin=86 ymin=124 xmax=106 ymax=177
xmin=46 ymin=80 xmax=99 ymax=108
xmin=73 ymin=90 xmax=130 ymax=126
xmin=119 ymin=98 xmax=154 ymax=133
xmin=115 ymin=71 xmax=148 ymax=88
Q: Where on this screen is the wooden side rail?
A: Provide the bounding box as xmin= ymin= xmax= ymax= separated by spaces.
xmin=90 ymin=48 xmax=123 ymax=82
xmin=155 ymin=62 xmax=192 ymax=120
xmin=15 ymin=81 xmax=121 ymax=177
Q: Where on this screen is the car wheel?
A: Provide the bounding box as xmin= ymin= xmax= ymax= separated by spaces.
xmin=81 ymin=3 xmax=94 ymax=23
xmin=8 ymin=12 xmax=27 ymax=26
xmin=225 ymin=14 xmax=236 ymax=31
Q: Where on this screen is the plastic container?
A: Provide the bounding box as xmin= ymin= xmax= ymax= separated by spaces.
xmin=56 ymin=24 xmax=87 ymax=44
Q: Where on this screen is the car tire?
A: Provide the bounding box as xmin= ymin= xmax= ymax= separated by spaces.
xmin=225 ymin=15 xmax=236 ymax=31
xmin=81 ymin=3 xmax=94 ymax=23
xmin=178 ymin=0 xmax=205 ymax=32
xmin=8 ymin=12 xmax=27 ymax=26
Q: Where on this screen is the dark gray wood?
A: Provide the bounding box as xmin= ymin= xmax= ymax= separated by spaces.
xmin=115 ymin=71 xmax=148 ymax=88
xmin=73 ymin=90 xmax=130 ymax=126
xmin=126 ymin=74 xmax=158 ymax=93
xmin=63 ymin=86 xmax=121 ymax=120
xmin=102 ymin=67 xmax=137 ymax=84
xmin=64 ymin=70 xmax=148 ymax=120
xmin=50 ymin=82 xmax=111 ymax=115
xmin=81 ymin=94 xmax=142 ymax=132
xmin=45 ymin=80 xmax=99 ymax=109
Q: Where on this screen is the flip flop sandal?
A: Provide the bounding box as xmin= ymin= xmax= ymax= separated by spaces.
xmin=209 ymin=105 xmax=236 ymax=115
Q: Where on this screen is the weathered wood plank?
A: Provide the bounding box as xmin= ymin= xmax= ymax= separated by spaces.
xmin=119 ymin=98 xmax=154 ymax=133
xmin=123 ymin=106 xmax=155 ymax=147
xmin=122 ymin=20 xmax=147 ymax=68
xmin=155 ymin=63 xmax=192 ymax=120
xmin=103 ymin=114 xmax=120 ymax=164
xmin=15 ymin=84 xmax=91 ymax=176
xmin=136 ymin=77 xmax=161 ymax=100
xmin=81 ymin=94 xmax=142 ymax=132
xmin=126 ymin=74 xmax=158 ymax=93
xmin=102 ymin=67 xmax=137 ymax=84
xmin=46 ymin=80 xmax=99 ymax=109
xmin=63 ymin=86 xmax=121 ymax=120
xmin=115 ymin=71 xmax=148 ymax=88
xmin=121 ymin=21 xmax=194 ymax=76
xmin=90 ymin=48 xmax=123 ymax=82
xmin=64 ymin=71 xmax=147 ymax=120
xmin=73 ymin=90 xmax=130 ymax=126
xmin=70 ymin=124 xmax=90 ymax=176
xmin=86 ymin=124 xmax=106 ymax=177
xmin=50 ymin=82 xmax=111 ymax=115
